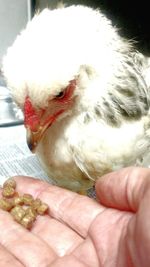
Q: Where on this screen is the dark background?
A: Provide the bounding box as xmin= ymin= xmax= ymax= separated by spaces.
xmin=59 ymin=0 xmax=150 ymax=56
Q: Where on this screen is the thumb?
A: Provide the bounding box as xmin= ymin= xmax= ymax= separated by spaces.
xmin=95 ymin=167 xmax=150 ymax=212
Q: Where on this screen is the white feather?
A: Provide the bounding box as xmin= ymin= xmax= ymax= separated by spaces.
xmin=2 ymin=5 xmax=150 ymax=192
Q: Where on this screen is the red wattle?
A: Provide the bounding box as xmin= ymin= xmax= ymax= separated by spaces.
xmin=24 ymin=96 xmax=41 ymax=131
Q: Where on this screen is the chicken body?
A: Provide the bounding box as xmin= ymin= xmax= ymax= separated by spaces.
xmin=3 ymin=5 xmax=150 ymax=193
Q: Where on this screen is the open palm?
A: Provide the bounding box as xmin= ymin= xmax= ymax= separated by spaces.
xmin=0 ymin=167 xmax=150 ymax=267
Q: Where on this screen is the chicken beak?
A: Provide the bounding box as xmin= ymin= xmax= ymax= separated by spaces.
xmin=26 ymin=110 xmax=64 ymax=152
xmin=26 ymin=127 xmax=41 ymax=152
xmin=26 ymin=124 xmax=49 ymax=153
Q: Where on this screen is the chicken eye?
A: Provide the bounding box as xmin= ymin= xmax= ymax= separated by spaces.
xmin=55 ymin=91 xmax=65 ymax=99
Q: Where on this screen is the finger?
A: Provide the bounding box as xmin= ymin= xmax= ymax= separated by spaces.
xmin=95 ymin=167 xmax=150 ymax=212
xmin=48 ymin=255 xmax=88 ymax=267
xmin=0 ymin=209 xmax=56 ymax=266
xmin=12 ymin=176 xmax=103 ymax=237
xmin=0 ymin=243 xmax=23 ymax=267
xmin=32 ymin=216 xmax=83 ymax=256
xmin=48 ymin=255 xmax=87 ymax=267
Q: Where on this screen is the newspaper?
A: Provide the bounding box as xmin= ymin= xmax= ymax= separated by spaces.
xmin=0 ymin=124 xmax=53 ymax=186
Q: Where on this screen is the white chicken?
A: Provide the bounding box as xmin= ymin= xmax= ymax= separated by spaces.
xmin=2 ymin=5 xmax=150 ymax=194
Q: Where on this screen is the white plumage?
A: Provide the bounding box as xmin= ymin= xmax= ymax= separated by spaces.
xmin=3 ymin=5 xmax=150 ymax=193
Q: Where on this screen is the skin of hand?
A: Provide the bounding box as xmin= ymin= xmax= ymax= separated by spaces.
xmin=0 ymin=167 xmax=150 ymax=267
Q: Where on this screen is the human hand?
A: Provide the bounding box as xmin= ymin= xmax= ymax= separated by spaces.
xmin=0 ymin=167 xmax=150 ymax=267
